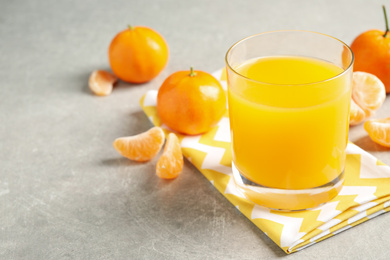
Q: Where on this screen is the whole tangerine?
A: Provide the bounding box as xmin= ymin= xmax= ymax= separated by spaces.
xmin=108 ymin=25 xmax=169 ymax=83
xmin=351 ymin=6 xmax=390 ymax=93
xmin=157 ymin=67 xmax=226 ymax=135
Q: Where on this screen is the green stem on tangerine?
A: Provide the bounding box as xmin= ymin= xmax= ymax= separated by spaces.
xmin=383 ymin=5 xmax=389 ymax=37
xmin=128 ymin=25 xmax=134 ymax=31
xmin=189 ymin=67 xmax=197 ymax=77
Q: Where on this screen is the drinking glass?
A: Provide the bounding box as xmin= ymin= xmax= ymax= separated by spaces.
xmin=225 ymin=30 xmax=354 ymax=211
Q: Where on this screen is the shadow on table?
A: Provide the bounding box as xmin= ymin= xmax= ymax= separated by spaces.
xmin=100 ymin=157 xmax=147 ymax=167
xmin=128 ymin=110 xmax=155 ymax=129
xmin=353 ymin=135 xmax=390 ymax=152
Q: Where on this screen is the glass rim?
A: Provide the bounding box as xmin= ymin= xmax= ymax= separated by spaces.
xmin=225 ymin=30 xmax=355 ymax=86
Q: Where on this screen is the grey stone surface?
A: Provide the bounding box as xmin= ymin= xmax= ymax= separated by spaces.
xmin=1 ymin=0 xmax=390 ymax=259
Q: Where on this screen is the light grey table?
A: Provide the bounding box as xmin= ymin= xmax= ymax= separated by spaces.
xmin=1 ymin=0 xmax=389 ymax=259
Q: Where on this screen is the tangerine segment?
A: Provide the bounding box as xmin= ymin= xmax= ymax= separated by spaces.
xmin=113 ymin=127 xmax=165 ymax=162
xmin=364 ymin=118 xmax=390 ymax=147
xmin=349 ymin=99 xmax=366 ymax=126
xmin=89 ymin=70 xmax=118 ymax=96
xmin=352 ymin=71 xmax=386 ymax=113
xmin=156 ymin=133 xmax=183 ymax=179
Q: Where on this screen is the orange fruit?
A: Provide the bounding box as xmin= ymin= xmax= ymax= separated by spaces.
xmin=89 ymin=70 xmax=118 ymax=96
xmin=108 ymin=25 xmax=169 ymax=83
xmin=156 ymin=133 xmax=183 ymax=179
xmin=113 ymin=127 xmax=165 ymax=162
xmin=157 ymin=67 xmax=226 ymax=135
xmin=349 ymin=72 xmax=386 ymax=125
xmin=351 ymin=6 xmax=390 ymax=93
xmin=364 ymin=118 xmax=390 ymax=147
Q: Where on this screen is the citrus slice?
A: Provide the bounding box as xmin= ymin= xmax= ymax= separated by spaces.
xmin=156 ymin=133 xmax=183 ymax=179
xmin=364 ymin=117 xmax=390 ymax=147
xmin=349 ymin=99 xmax=366 ymax=125
xmin=113 ymin=127 xmax=165 ymax=162
xmin=349 ymin=72 xmax=386 ymax=125
xmin=352 ymin=71 xmax=386 ymax=112
xmin=89 ymin=70 xmax=118 ymax=96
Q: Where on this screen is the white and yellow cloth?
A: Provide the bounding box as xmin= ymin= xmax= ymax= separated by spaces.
xmin=140 ymin=68 xmax=390 ymax=254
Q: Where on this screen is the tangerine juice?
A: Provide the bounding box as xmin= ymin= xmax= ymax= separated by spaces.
xmin=228 ymin=56 xmax=351 ymax=207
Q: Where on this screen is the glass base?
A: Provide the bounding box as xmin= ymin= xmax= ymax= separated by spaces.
xmin=232 ymin=162 xmax=345 ymax=211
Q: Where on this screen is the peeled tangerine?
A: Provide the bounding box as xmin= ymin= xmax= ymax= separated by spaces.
xmin=349 ymin=72 xmax=386 ymax=125
xmin=113 ymin=127 xmax=165 ymax=162
xmin=156 ymin=133 xmax=183 ymax=179
xmin=89 ymin=70 xmax=118 ymax=96
xmin=364 ymin=118 xmax=390 ymax=147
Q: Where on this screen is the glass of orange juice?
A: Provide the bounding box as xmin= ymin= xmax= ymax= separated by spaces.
xmin=225 ymin=31 xmax=354 ymax=211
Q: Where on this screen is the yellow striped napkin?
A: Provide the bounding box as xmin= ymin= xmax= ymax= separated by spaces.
xmin=140 ymin=68 xmax=390 ymax=254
